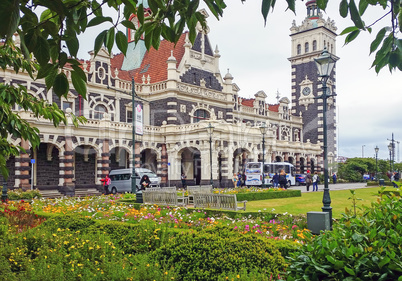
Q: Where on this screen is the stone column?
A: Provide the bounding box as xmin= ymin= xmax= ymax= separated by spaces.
xmin=317 ymin=155 xmax=322 ymax=173
xmin=160 ymin=144 xmax=168 ymax=185
xmin=61 ymin=136 xmax=75 ymax=196
xmin=306 ymin=155 xmax=311 ymax=172
xmin=97 ymin=139 xmax=110 ymax=186
xmin=284 ymin=152 xmax=289 ymax=162
xmin=15 ymin=139 xmax=31 ymax=190
xmin=295 ymin=153 xmax=301 ymax=173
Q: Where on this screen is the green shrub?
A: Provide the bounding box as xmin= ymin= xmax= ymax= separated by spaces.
xmin=154 ymin=227 xmax=287 ymax=281
xmin=236 ymin=189 xmax=301 ymax=201
xmin=7 ymin=189 xmax=42 ymax=200
xmin=286 ymin=191 xmax=402 ymax=280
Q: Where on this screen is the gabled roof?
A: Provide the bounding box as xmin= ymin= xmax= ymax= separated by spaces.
xmin=111 ymin=32 xmax=187 ymax=84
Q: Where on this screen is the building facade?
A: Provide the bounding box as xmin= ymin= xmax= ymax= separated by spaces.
xmin=1 ymin=3 xmax=334 ymax=194
xmin=289 ymin=0 xmax=338 ymax=171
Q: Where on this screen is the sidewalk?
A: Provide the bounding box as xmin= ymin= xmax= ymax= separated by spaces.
xmin=289 ymin=182 xmax=371 ymax=193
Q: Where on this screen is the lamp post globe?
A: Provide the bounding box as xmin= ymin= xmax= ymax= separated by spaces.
xmin=375 ymin=146 xmax=379 ymax=181
xmin=314 ymin=47 xmax=337 ymax=228
xmin=259 ymin=123 xmax=268 ymax=188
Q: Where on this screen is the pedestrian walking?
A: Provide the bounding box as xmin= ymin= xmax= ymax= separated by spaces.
xmin=101 ymin=174 xmax=111 ymax=195
xmin=181 ymin=173 xmax=187 ymax=189
xmin=305 ymin=170 xmax=312 ymax=191
xmin=312 ymin=172 xmax=319 ymax=191
xmin=232 ymin=173 xmax=237 ymax=188
xmin=272 ymin=173 xmax=279 ymax=188
xmin=279 ymin=169 xmax=287 ymax=189
xmin=237 ymin=172 xmax=242 ymax=187
xmin=332 ymin=173 xmax=337 ymax=184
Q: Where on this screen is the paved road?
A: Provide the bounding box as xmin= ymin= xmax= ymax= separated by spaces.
xmin=289 ymin=182 xmax=373 ymax=193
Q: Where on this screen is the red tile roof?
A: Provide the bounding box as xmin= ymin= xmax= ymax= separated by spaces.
xmin=241 ymin=98 xmax=254 ymax=107
xmin=111 ymin=32 xmax=187 ymax=84
xmin=268 ymin=104 xmax=279 ymax=112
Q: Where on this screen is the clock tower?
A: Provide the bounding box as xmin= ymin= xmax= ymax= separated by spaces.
xmin=289 ymin=0 xmax=339 ymax=170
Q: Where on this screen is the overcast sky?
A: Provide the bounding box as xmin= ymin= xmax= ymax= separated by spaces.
xmin=202 ymin=1 xmax=402 ymax=161
xmin=77 ymin=1 xmax=401 ymax=161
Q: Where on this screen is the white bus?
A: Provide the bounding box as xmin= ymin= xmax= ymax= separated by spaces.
xmin=244 ymin=162 xmax=295 ymax=187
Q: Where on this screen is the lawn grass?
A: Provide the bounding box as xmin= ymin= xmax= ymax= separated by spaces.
xmin=246 ymin=186 xmax=400 ymax=218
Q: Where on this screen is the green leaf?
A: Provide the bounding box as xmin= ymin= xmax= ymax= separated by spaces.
xmin=359 ymin=0 xmax=368 ymax=15
xmin=370 ymin=27 xmax=387 ymax=54
xmin=105 ymin=27 xmax=115 ymax=54
xmin=87 ymin=16 xmax=113 ymax=28
xmin=94 ymin=30 xmax=107 ymax=56
xmin=349 ymin=0 xmax=365 ymax=29
xmin=34 ymin=36 xmax=50 ymax=65
xmin=37 ymin=64 xmax=55 ymax=80
xmin=71 ymin=70 xmax=87 ymax=98
xmin=378 ymin=257 xmax=390 ymax=269
xmin=116 ymin=31 xmax=128 ymax=56
xmin=121 ymin=20 xmax=136 ymax=30
xmin=261 ymin=0 xmax=272 ymax=25
xmin=65 ymin=30 xmax=79 ymax=58
xmin=0 ymin=0 xmax=20 ymax=40
xmin=339 ymin=0 xmax=348 ymax=18
xmin=45 ymin=68 xmax=57 ymax=90
xmin=340 ymin=26 xmax=359 ymax=36
xmin=344 ymin=266 xmax=355 ymax=276
xmin=71 ymin=65 xmax=87 ymax=82
xmin=344 ymin=30 xmax=360 ymax=45
xmin=389 ymin=51 xmax=401 ymax=68
xmin=316 ymin=0 xmax=327 ymax=10
xmin=53 ymin=72 xmax=69 ymax=97
xmin=138 ymin=4 xmax=144 ymax=25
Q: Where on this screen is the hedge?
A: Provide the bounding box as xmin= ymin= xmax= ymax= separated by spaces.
xmin=236 ymin=189 xmax=301 ymax=201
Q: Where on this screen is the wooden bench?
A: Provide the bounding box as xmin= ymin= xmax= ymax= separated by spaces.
xmin=142 ymin=191 xmax=187 ymax=206
xmin=187 ymin=185 xmax=213 ymax=204
xmin=193 ymin=193 xmax=247 ymax=211
xmin=145 ymin=186 xmax=177 ymax=192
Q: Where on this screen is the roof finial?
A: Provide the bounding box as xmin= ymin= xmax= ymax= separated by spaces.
xmin=276 ymin=89 xmax=281 ymax=103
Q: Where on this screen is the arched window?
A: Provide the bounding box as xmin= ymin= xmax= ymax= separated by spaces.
xmin=297 ymin=44 xmax=301 ymax=55
xmin=313 ymin=40 xmax=317 ymax=51
xmin=193 ymin=109 xmax=209 ymax=123
xmin=94 ymin=104 xmax=107 ymax=120
xmin=305 ymin=42 xmax=309 ymax=53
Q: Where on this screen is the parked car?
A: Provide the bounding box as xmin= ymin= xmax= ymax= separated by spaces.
xmin=109 ymin=168 xmax=160 ymax=194
xmin=295 ymin=174 xmax=306 ymax=186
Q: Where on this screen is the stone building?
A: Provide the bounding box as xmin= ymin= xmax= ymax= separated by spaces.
xmin=0 ymin=1 xmax=335 ymax=194
xmin=289 ymin=0 xmax=338 ymax=171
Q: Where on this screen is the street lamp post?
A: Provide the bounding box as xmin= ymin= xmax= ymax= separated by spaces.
xmin=388 ymin=143 xmax=393 ymax=172
xmin=314 ymin=47 xmax=337 ymax=228
xmin=108 ymin=77 xmax=141 ymax=202
xmin=375 ymin=146 xmax=379 ymax=181
xmin=206 ymin=123 xmax=214 ymax=186
xmin=259 ymin=123 xmax=268 ymax=188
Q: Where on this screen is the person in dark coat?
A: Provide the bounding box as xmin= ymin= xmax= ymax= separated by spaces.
xmin=305 ymin=170 xmax=312 ymax=191
xmin=278 ymin=169 xmax=287 ymax=189
xmin=332 ymin=173 xmax=337 ymax=184
xmin=272 ymin=173 xmax=279 ymax=188
xmin=140 ymin=175 xmax=151 ymax=190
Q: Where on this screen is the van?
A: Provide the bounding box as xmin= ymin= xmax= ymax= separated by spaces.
xmin=109 ymin=168 xmax=160 ymax=194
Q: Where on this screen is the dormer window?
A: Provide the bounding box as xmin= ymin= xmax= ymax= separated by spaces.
xmin=193 ymin=109 xmax=209 ymax=123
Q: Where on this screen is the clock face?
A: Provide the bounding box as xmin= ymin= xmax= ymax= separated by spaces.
xmin=302 ymin=87 xmax=311 ymax=96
